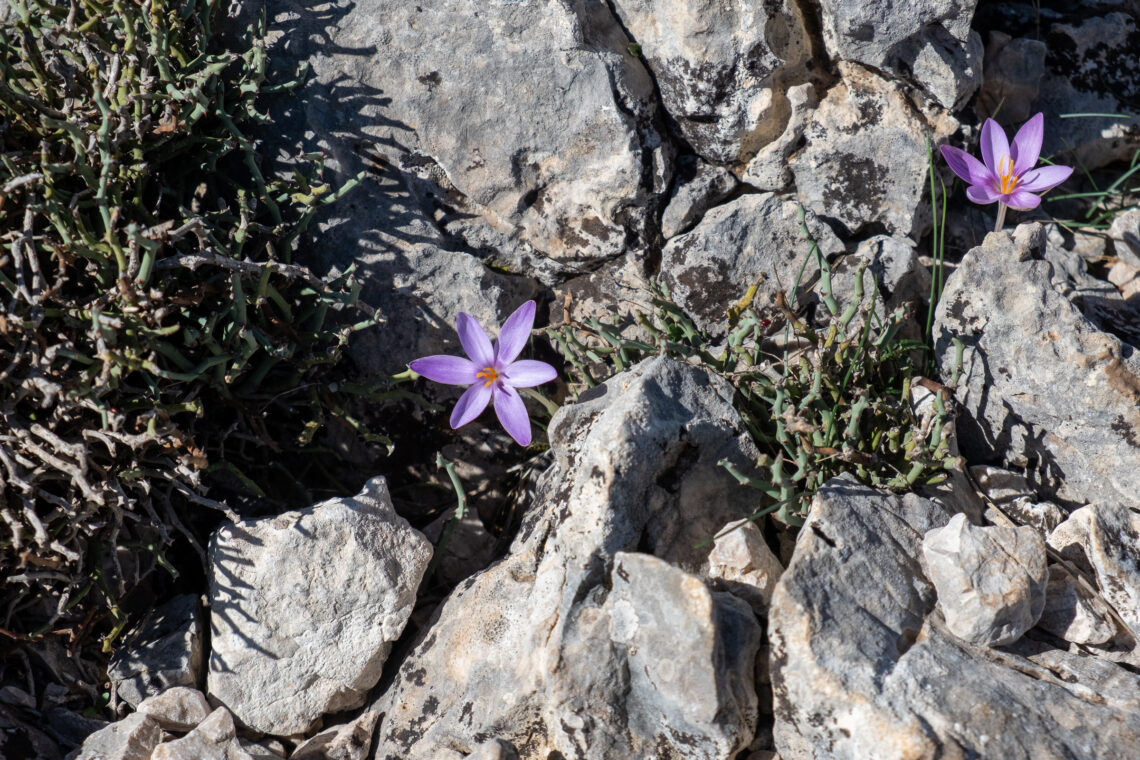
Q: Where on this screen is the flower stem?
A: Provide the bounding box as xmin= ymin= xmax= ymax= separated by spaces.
xmin=994 ymin=202 xmax=1007 ymax=233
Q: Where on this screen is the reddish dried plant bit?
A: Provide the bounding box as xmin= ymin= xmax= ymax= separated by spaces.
xmin=408 ymin=300 xmax=558 ymax=446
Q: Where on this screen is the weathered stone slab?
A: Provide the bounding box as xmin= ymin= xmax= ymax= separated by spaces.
xmin=818 ymin=0 xmax=982 ymax=109
xmin=770 ymin=475 xmax=1140 ymax=760
xmin=790 ymin=63 xmax=957 ymax=238
xmin=922 ymin=513 xmax=1047 ymax=647
xmin=934 ymin=224 xmax=1140 ymax=510
xmin=208 ymin=477 xmax=431 ymax=735
xmin=371 ymin=357 xmax=767 ymax=759
xmin=611 ymin=0 xmax=811 ymax=166
xmin=659 ymin=192 xmax=843 ymax=336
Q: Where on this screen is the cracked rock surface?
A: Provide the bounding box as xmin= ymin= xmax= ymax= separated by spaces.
xmin=769 ymin=475 xmax=1140 ymax=760
xmin=207 ymin=477 xmax=431 ymax=735
xmin=370 ymin=357 xmax=766 ymax=759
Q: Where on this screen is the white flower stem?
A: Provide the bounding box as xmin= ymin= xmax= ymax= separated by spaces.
xmin=994 ymin=202 xmax=1007 ymax=233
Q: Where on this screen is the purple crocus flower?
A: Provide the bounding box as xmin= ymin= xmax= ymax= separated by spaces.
xmin=940 ymin=113 xmax=1073 ymax=230
xmin=409 ymin=301 xmax=557 ymax=446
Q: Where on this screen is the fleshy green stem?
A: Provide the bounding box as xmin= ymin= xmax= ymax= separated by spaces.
xmin=994 ymin=201 xmax=1007 ymax=232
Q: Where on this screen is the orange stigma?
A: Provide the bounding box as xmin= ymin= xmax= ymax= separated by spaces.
xmin=476 ymin=367 xmax=500 ymax=388
xmin=997 ymin=154 xmax=1018 ymax=194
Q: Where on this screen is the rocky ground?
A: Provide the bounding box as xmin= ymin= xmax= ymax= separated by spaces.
xmin=5 ymin=0 xmax=1140 ymax=758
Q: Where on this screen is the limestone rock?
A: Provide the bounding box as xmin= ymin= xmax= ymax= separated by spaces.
xmin=707 ymin=519 xmax=784 ymax=616
xmin=108 ymin=594 xmax=203 ymax=708
xmin=922 ymin=513 xmax=1047 ymax=647
xmin=659 ymin=193 xmax=844 ymax=337
xmin=291 ymin=710 xmax=380 ymax=760
xmin=421 ymin=499 xmax=500 ymax=589
xmin=994 ymin=497 xmax=1067 ymax=537
xmin=743 ymin=83 xmax=818 ymax=192
xmin=976 ymin=32 xmax=1047 ymax=123
xmin=1038 ymin=569 xmax=1118 ymax=646
xmin=661 ymin=155 xmax=739 ymax=240
xmin=238 ymin=738 xmax=287 ymax=760
xmin=1048 ymin=503 xmax=1140 ymax=636
xmin=135 ymin=687 xmax=211 ymax=732
xmin=208 ymin=477 xmax=431 ymax=735
xmin=467 ymin=739 xmax=520 ymax=760
xmin=790 ymin=63 xmax=958 ymax=238
xmin=969 ymin=465 xmax=1033 ymax=503
xmin=267 ymin=0 xmax=666 ymax=268
xmin=1108 ymin=259 xmax=1140 ymax=301
xmin=1032 ymin=13 xmax=1140 ymax=170
xmin=1109 ymin=207 xmax=1140 ymax=268
xmin=73 ymin=712 xmax=162 ymax=760
xmin=584 ymin=552 xmax=761 ymax=758
xmin=610 ymin=0 xmax=811 ymax=165
xmin=769 ymin=475 xmax=1140 ymax=759
xmin=371 ymin=357 xmax=766 ymax=759
xmin=150 ymin=707 xmax=251 ymax=760
xmin=817 ymin=0 xmax=982 ymax=109
xmin=934 ymin=224 xmax=1140 ymax=510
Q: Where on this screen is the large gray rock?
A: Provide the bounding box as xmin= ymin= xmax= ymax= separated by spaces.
xmin=1032 ymin=13 xmax=1140 ymax=170
xmin=660 ymin=155 xmax=739 ymax=239
xmin=790 ymin=63 xmax=958 ymax=238
xmin=1109 ymin=207 xmax=1140 ymax=268
xmin=266 ymin=0 xmax=666 ymax=268
xmin=818 ymin=0 xmax=982 ymax=110
xmin=207 ymin=477 xmax=431 ymax=735
xmin=659 ymin=192 xmax=844 ymax=337
xmin=108 ymin=594 xmax=204 ymax=709
xmin=371 ymin=357 xmax=767 ymax=759
xmin=610 ymin=0 xmax=811 ymax=166
xmin=1038 ymin=568 xmax=1119 ymax=646
xmin=769 ymin=475 xmax=1140 ymax=759
xmin=707 ymin=519 xmax=784 ymax=616
xmin=933 ymin=224 xmax=1140 ymax=510
xmin=135 ymin=687 xmax=212 ymax=733
xmin=1047 ymin=503 xmax=1140 ymax=636
xmin=73 ymin=712 xmax=162 ymax=760
xmin=743 ymin=82 xmax=818 ymax=192
xmin=829 ymin=234 xmax=931 ymax=325
xmin=149 ymin=707 xmax=252 ymax=760
xmin=922 ymin=513 xmax=1047 ymax=647
xmin=291 ymin=710 xmax=380 ymax=760
xmin=976 ymin=32 xmax=1047 ymax=124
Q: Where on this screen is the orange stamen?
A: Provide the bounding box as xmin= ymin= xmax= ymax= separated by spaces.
xmin=476 ymin=367 xmax=499 ymax=388
xmin=998 ymin=155 xmax=1018 ymax=195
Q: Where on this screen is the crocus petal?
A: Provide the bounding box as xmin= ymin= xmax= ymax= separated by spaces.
xmin=980 ymin=118 xmax=1010 ymax=175
xmin=450 ymin=382 xmax=493 ymax=428
xmin=503 ymin=359 xmax=558 ymax=388
xmin=1010 ymin=113 xmax=1044 ymax=176
xmin=456 ymin=312 xmax=495 ymax=367
xmin=940 ymin=145 xmax=993 ymax=186
xmin=965 ymin=183 xmax=1002 ymax=205
xmin=409 ymin=355 xmax=479 ymax=386
xmin=1017 ymin=164 xmax=1074 ymax=194
xmin=492 ymin=384 xmax=532 ymax=446
xmin=494 ymin=300 xmax=536 ymax=365
xmin=1005 ymin=189 xmax=1042 ymax=211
